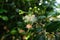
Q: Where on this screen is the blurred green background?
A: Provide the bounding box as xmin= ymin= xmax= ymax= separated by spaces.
xmin=0 ymin=0 xmax=60 ymax=40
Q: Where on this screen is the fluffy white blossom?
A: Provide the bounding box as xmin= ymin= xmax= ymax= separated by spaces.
xmin=23 ymin=14 xmax=37 ymax=23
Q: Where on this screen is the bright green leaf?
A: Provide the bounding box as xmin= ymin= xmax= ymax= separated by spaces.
xmin=10 ymin=29 xmax=17 ymax=35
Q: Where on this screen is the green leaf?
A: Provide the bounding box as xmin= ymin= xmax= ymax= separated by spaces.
xmin=0 ymin=9 xmax=7 ymax=13
xmin=0 ymin=15 xmax=2 ymax=18
xmin=10 ymin=29 xmax=17 ymax=35
xmin=46 ymin=21 xmax=60 ymax=32
xmin=2 ymin=16 xmax=8 ymax=21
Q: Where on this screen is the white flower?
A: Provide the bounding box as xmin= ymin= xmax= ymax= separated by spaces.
xmin=23 ymin=14 xmax=37 ymax=23
xmin=30 ymin=15 xmax=37 ymax=23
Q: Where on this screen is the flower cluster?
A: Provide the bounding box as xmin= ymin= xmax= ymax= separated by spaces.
xmin=23 ymin=14 xmax=37 ymax=23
